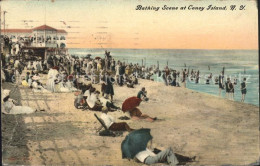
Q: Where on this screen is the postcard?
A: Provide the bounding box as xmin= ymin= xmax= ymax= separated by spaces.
xmin=1 ymin=0 xmax=259 ymax=165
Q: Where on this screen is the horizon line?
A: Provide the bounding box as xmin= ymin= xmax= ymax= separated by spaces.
xmin=67 ymin=47 xmax=259 ymax=51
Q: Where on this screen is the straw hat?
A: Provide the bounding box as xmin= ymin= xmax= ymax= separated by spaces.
xmin=102 ymin=106 xmax=108 ymax=112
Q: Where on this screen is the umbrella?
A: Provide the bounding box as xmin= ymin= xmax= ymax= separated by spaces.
xmin=95 ymin=56 xmax=101 ymax=60
xmin=122 ymin=97 xmax=142 ymax=112
xmin=121 ymin=128 xmax=153 ymax=159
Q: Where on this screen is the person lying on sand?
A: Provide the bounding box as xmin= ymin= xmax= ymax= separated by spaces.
xmin=2 ymin=89 xmax=45 ymax=114
xmin=135 ymin=139 xmax=195 ymax=166
xmin=97 ymin=107 xmax=134 ymax=132
xmin=129 ymin=108 xmax=156 ymax=122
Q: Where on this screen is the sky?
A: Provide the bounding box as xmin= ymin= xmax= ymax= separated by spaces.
xmin=0 ymin=0 xmax=258 ymax=49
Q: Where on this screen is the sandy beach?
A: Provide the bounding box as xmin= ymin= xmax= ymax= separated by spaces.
xmin=1 ymin=76 xmax=259 ymax=166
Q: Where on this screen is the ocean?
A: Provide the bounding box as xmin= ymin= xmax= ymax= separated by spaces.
xmin=69 ymin=48 xmax=259 ymax=106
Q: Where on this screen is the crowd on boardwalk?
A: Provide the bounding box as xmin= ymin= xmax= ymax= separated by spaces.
xmin=1 ymin=44 xmax=248 ymax=165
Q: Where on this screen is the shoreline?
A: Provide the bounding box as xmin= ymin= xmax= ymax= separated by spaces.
xmin=2 ymin=76 xmax=259 ymax=165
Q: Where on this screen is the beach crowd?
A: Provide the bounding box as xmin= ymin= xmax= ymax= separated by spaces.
xmin=1 ymin=38 xmax=248 ymax=165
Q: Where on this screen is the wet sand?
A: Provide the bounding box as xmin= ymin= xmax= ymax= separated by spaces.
xmin=1 ymin=78 xmax=259 ymax=165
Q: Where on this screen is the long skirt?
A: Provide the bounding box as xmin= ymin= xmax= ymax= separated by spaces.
xmin=108 ymin=122 xmax=130 ymax=131
xmin=10 ymin=106 xmax=36 ymax=114
xmin=105 ymin=84 xmax=114 ymax=96
xmin=90 ymin=104 xmax=103 ymax=111
xmin=101 ymin=83 xmax=106 ymax=93
xmin=46 ymin=79 xmax=55 ymax=92
xmin=129 ymin=108 xmax=142 ymax=117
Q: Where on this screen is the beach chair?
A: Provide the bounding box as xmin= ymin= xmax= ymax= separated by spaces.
xmin=94 ymin=113 xmax=109 ymax=131
xmin=94 ymin=113 xmax=123 ymax=137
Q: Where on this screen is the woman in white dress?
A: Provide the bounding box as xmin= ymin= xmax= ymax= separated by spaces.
xmin=2 ymin=89 xmax=36 ymax=114
xmin=15 ymin=43 xmax=20 ymax=55
xmin=87 ymin=90 xmax=103 ymax=111
xmin=115 ymin=62 xmax=120 ymax=76
xmin=46 ymin=68 xmax=59 ymax=92
xmin=33 ymin=61 xmax=37 ymax=70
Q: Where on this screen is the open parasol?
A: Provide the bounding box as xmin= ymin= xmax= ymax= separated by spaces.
xmin=121 ymin=128 xmax=153 ymax=159
xmin=122 ymin=97 xmax=142 ymax=112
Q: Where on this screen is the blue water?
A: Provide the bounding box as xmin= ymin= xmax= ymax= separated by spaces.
xmin=69 ymin=48 xmax=259 ymax=106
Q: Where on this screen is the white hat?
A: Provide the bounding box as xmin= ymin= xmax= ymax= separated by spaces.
xmin=2 ymin=89 xmax=10 ymax=99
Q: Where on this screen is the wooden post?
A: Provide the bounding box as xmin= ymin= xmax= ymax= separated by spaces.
xmin=167 ymin=60 xmax=168 ymax=66
xmin=142 ymin=59 xmax=143 ymax=66
xmin=157 ymin=61 xmax=159 ymax=69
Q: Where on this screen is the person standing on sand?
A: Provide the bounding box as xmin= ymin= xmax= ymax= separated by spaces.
xmin=225 ymin=78 xmax=230 ymax=99
xmin=104 ymin=72 xmax=115 ymax=101
xmin=182 ymin=69 xmax=188 ymax=88
xmin=240 ymin=78 xmax=247 ymax=102
xmin=228 ymin=80 xmax=235 ymax=100
xmin=163 ymin=66 xmax=170 ymax=86
xmin=195 ymin=70 xmax=200 ymax=84
xmin=218 ymin=72 xmax=224 ymax=96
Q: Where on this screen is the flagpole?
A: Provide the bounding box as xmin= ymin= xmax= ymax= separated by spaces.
xmin=0 ymin=5 xmax=2 ymax=51
xmin=3 ymin=10 xmax=6 ymax=35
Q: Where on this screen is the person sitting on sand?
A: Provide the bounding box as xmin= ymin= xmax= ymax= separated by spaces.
xmin=87 ymin=90 xmax=103 ymax=111
xmin=97 ymin=107 xmax=134 ymax=132
xmin=99 ymin=96 xmax=120 ymax=111
xmin=129 ymin=107 xmax=156 ymax=122
xmin=32 ymin=80 xmax=49 ymax=93
xmin=130 ymin=74 xmax=138 ymax=84
xmin=137 ymin=87 xmax=149 ymax=101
